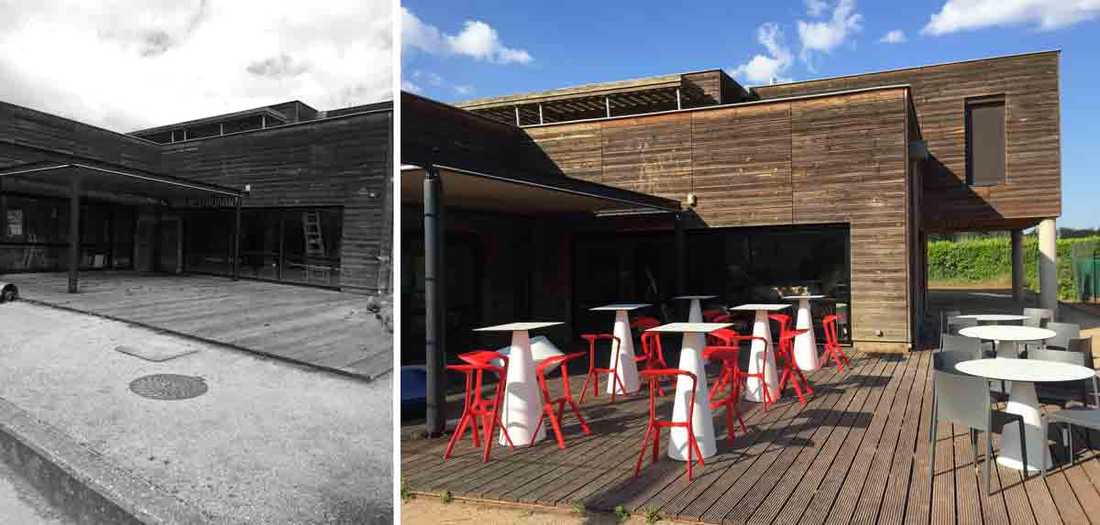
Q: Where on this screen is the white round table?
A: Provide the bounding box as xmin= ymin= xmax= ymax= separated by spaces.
xmin=952 ymin=314 xmax=1030 ymax=325
xmin=494 ymin=335 xmax=564 ymax=371
xmin=959 ymin=325 xmax=1056 ymax=357
xmin=474 ymin=322 xmax=563 ymax=447
xmin=729 ymin=304 xmax=788 ymax=402
xmin=590 ymin=303 xmax=651 ymax=395
xmin=956 ymin=358 xmax=1095 ymax=472
xmin=645 ymin=322 xmax=730 ymax=461
xmin=782 ymin=295 xmax=826 ymax=371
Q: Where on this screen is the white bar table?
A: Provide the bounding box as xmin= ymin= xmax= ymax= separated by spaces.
xmin=781 ymin=295 xmax=826 ymax=371
xmin=646 ymin=321 xmax=730 ymax=461
xmin=957 ymin=358 xmax=1095 ymax=472
xmin=590 ymin=303 xmax=651 ymax=395
xmin=730 ymin=304 xmax=789 ymax=402
xmin=671 ymin=295 xmax=718 ymax=324
xmin=474 ymin=322 xmax=563 ymax=447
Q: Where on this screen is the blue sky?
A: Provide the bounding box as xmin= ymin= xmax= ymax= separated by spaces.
xmin=402 ymin=0 xmax=1100 ymax=228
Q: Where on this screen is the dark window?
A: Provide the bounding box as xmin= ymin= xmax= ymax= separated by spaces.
xmin=966 ymin=96 xmax=1006 ymax=186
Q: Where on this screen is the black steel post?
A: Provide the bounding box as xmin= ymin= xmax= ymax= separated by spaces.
xmin=232 ymin=197 xmax=242 ymax=280
xmin=674 ymin=211 xmax=686 ymax=295
xmin=424 ymin=165 xmax=447 ymax=437
xmin=67 ymin=176 xmax=80 ymax=293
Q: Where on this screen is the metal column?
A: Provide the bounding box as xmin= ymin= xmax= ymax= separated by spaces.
xmin=1011 ymin=229 xmax=1025 ymax=303
xmin=232 ymin=196 xmax=242 ymax=280
xmin=674 ymin=212 xmax=686 ymax=295
xmin=67 ymin=176 xmax=80 ymax=293
xmin=424 ymin=165 xmax=447 ymax=437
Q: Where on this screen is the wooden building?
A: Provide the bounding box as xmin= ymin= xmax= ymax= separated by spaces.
xmin=402 ymin=49 xmax=1062 ymax=404
xmin=0 ymin=98 xmax=392 ymax=295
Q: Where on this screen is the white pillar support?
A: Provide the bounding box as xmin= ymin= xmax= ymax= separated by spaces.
xmin=1011 ymin=229 xmax=1025 ymax=303
xmin=1038 ymin=218 xmax=1058 ymax=317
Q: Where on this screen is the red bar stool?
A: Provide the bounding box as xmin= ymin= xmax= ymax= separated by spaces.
xmin=702 ymin=345 xmax=748 ymax=442
xmin=769 ymin=314 xmax=814 ymax=405
xmin=631 ymin=315 xmax=662 ymax=331
xmin=702 ymin=308 xmax=725 ymax=322
xmin=822 ymin=314 xmax=851 ymax=372
xmin=639 ymin=331 xmax=672 ymax=396
xmin=578 ymin=333 xmax=626 ymax=403
xmin=443 ymin=350 xmax=516 ymax=462
xmin=531 ymin=352 xmax=592 ymax=449
xmin=635 ymin=369 xmax=705 ymax=481
xmin=706 ymin=329 xmax=775 ymax=410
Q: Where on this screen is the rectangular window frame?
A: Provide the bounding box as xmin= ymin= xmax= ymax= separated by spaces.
xmin=964 ymin=94 xmax=1007 ymax=187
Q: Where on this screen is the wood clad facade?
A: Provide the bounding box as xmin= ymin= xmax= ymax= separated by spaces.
xmin=161 ymin=106 xmax=393 ymax=294
xmin=0 ymin=99 xmax=393 ymax=295
xmin=524 ymin=88 xmax=915 ymax=350
xmin=752 ymin=51 xmax=1060 ymax=232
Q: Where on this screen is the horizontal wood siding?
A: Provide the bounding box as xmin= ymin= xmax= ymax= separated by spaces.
xmin=753 ymin=52 xmax=1060 ymax=231
xmin=0 ymin=102 xmax=161 ymax=172
xmin=525 ymin=88 xmax=912 ymax=349
xmin=161 ymin=111 xmax=392 ymax=294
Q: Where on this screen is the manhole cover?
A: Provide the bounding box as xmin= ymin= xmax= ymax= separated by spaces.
xmin=129 ymin=374 xmax=208 ymax=400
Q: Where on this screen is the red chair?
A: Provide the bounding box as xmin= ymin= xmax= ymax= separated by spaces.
xmin=706 ymin=329 xmax=775 ymax=410
xmin=532 ymin=352 xmax=592 ymax=449
xmin=578 ymin=333 xmax=626 ymax=403
xmin=769 ymin=313 xmax=814 ymax=405
xmin=635 ymin=369 xmax=705 ymax=481
xmin=639 ymin=331 xmax=672 ymax=395
xmin=702 ymin=345 xmax=748 ymax=441
xmin=444 ymin=350 xmax=516 ymax=462
xmin=822 ymin=314 xmax=851 ymax=372
xmin=702 ymin=309 xmax=726 ymax=322
xmin=631 ymin=316 xmax=662 ymax=331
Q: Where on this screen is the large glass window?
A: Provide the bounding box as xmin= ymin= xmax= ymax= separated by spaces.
xmin=0 ymin=194 xmax=135 ymax=272
xmin=574 ymin=224 xmax=852 ymax=343
xmin=183 ymin=206 xmax=342 ymax=288
xmin=966 ymin=95 xmax=1006 ymax=186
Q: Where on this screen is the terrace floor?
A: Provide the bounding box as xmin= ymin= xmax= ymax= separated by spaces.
xmin=0 ymin=271 xmax=391 ymax=380
xmin=402 ymin=350 xmax=1100 ymax=524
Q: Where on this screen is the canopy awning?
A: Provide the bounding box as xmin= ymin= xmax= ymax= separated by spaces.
xmin=0 ymin=160 xmax=244 ymax=207
xmin=400 ymin=164 xmax=680 ymax=216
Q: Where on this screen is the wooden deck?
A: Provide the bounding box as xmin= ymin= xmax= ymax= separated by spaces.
xmin=2 ymin=271 xmax=391 ymax=380
xmin=402 ymin=352 xmax=1100 ymax=523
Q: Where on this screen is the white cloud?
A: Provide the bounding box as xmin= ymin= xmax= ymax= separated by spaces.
xmin=453 ymin=85 xmax=474 ymax=96
xmin=797 ymin=0 xmax=863 ymax=67
xmin=730 ymin=23 xmax=793 ymax=85
xmin=0 ymin=0 xmax=392 ymax=131
xmin=923 ymin=0 xmax=1100 ymax=34
xmin=879 ymin=29 xmax=907 ymax=43
xmin=401 ymin=8 xmax=532 ymax=65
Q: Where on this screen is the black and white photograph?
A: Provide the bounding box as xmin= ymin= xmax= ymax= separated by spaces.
xmin=0 ymin=1 xmax=393 ymax=523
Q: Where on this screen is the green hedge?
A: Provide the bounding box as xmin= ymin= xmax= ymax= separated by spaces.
xmin=928 ymin=236 xmax=1100 ymax=301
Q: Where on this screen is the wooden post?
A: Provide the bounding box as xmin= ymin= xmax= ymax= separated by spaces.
xmin=232 ymin=197 xmax=242 ymax=280
xmin=67 ymin=176 xmax=80 ymax=293
xmin=424 ymin=165 xmax=447 ymax=437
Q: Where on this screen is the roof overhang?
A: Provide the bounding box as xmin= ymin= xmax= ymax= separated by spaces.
xmin=0 ymin=161 xmax=243 ymax=207
xmin=401 ymin=164 xmax=680 ymax=216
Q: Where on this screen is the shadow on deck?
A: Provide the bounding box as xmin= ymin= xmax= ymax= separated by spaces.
xmin=0 ymin=271 xmax=391 ymax=380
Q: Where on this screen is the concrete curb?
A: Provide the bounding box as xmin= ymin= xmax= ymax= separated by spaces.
xmin=0 ymin=396 xmax=209 ymax=524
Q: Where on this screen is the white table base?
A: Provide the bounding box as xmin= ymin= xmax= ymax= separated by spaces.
xmin=499 ymin=330 xmax=546 ymax=446
xmin=997 ymin=381 xmax=1051 ymax=472
xmin=745 ymin=310 xmax=780 ymax=403
xmin=792 ymin=298 xmax=820 ymax=371
xmin=669 ymin=325 xmax=716 ymax=461
xmin=608 ymin=310 xmax=641 ymax=395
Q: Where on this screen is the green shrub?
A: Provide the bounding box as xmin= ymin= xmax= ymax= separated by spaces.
xmin=927 ymin=235 xmax=1100 ymax=301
